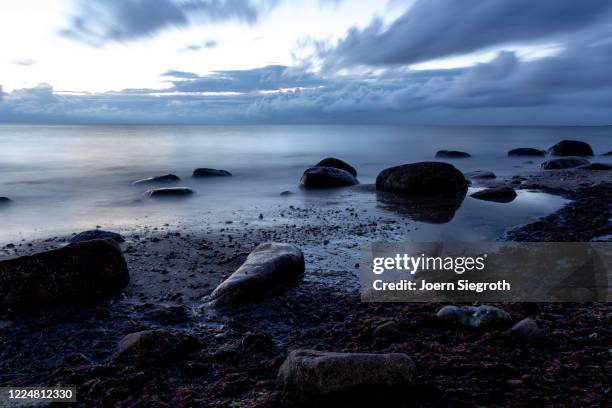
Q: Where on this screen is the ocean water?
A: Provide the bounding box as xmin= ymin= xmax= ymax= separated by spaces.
xmin=0 ymin=124 xmax=610 ymax=243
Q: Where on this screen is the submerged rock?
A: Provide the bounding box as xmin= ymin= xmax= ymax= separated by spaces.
xmin=133 ymin=174 xmax=181 ymax=185
xmin=144 ymin=187 xmax=194 ymax=198
xmin=436 ymin=305 xmax=510 ymax=327
xmin=0 ymin=240 xmax=129 ymax=308
xmin=315 ymin=157 xmax=357 ymax=176
xmin=508 ymin=148 xmax=545 ymax=157
xmin=577 ymin=163 xmax=612 ymax=170
xmin=299 ymin=166 xmax=359 ymax=188
xmin=465 ymin=170 xmax=496 ymax=179
xmin=540 ymin=157 xmax=590 ymax=169
xmin=209 ymin=243 xmax=304 ymax=307
xmin=70 ymin=229 xmax=125 ymax=244
xmin=376 ymin=162 xmax=468 ymax=199
xmin=277 ymin=349 xmax=416 ymax=404
xmin=470 ymin=187 xmax=517 ymax=203
xmin=435 ymin=150 xmax=471 ymax=158
xmin=549 ymin=140 xmax=594 ymax=156
xmin=377 ymin=192 xmax=464 ymax=223
xmin=510 ymin=318 xmax=545 ymax=344
xmin=192 ymin=168 xmax=232 ymax=177
xmin=116 ymin=329 xmax=199 ymax=365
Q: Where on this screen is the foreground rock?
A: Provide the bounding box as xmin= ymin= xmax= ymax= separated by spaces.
xmin=508 ymin=148 xmax=545 ymax=157
xmin=435 ymin=150 xmax=471 ymax=158
xmin=192 ymin=168 xmax=232 ymax=177
xmin=133 ymin=174 xmax=180 ymax=185
xmin=209 ymin=243 xmax=304 ymax=307
xmin=315 ymin=157 xmax=357 ymax=176
xmin=549 ymin=140 xmax=594 ymax=156
xmin=0 ymin=240 xmax=129 ymax=308
xmin=577 ymin=163 xmax=612 ymax=170
xmin=299 ymin=167 xmax=359 ymax=188
xmin=116 ymin=329 xmax=199 ymax=366
xmin=436 ymin=305 xmax=510 ymax=327
xmin=277 ymin=349 xmax=415 ymax=404
xmin=144 ymin=187 xmax=194 ymax=198
xmin=70 ymin=229 xmax=125 ymax=244
xmin=470 ymin=187 xmax=517 ymax=203
xmin=465 ymin=170 xmax=496 ymax=179
xmin=510 ymin=318 xmax=545 ymax=345
xmin=376 ymin=162 xmax=468 ymax=199
xmin=540 ymin=157 xmax=590 ymax=169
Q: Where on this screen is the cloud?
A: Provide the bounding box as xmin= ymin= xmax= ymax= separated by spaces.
xmin=180 ymin=39 xmax=218 ymax=52
xmin=14 ymin=58 xmax=36 ymax=66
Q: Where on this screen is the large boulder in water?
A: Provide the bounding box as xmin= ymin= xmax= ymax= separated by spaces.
xmin=508 ymin=148 xmax=545 ymax=157
xmin=209 ymin=243 xmax=304 ymax=307
xmin=540 ymin=157 xmax=590 ymax=169
xmin=192 ymin=168 xmax=232 ymax=177
xmin=133 ymin=174 xmax=180 ymax=185
xmin=299 ymin=167 xmax=359 ymax=188
xmin=470 ymin=187 xmax=517 ymax=203
xmin=549 ymin=140 xmax=594 ymax=156
xmin=70 ymin=229 xmax=125 ymax=244
xmin=376 ymin=162 xmax=468 ymax=199
xmin=144 ymin=187 xmax=194 ymax=198
xmin=435 ymin=150 xmax=471 ymax=158
xmin=0 ymin=240 xmax=129 ymax=308
xmin=315 ymin=157 xmax=357 ymax=176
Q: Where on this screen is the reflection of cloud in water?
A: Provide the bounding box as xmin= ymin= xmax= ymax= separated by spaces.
xmin=376 ymin=191 xmax=465 ymax=224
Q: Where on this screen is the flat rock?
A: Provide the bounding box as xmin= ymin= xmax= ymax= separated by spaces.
xmin=435 ymin=150 xmax=471 ymax=158
xmin=277 ymin=349 xmax=416 ymax=404
xmin=133 ymin=174 xmax=180 ymax=185
xmin=540 ymin=157 xmax=590 ymax=169
xmin=117 ymin=329 xmax=199 ymax=365
xmin=299 ymin=166 xmax=359 ymax=188
xmin=0 ymin=240 xmax=129 ymax=308
xmin=465 ymin=170 xmax=496 ymax=179
xmin=209 ymin=243 xmax=304 ymax=307
xmin=192 ymin=168 xmax=232 ymax=177
xmin=577 ymin=163 xmax=612 ymax=170
xmin=510 ymin=318 xmax=545 ymax=344
xmin=376 ymin=162 xmax=468 ymax=199
xmin=315 ymin=157 xmax=357 ymax=176
xmin=436 ymin=305 xmax=511 ymax=327
xmin=470 ymin=187 xmax=517 ymax=203
xmin=549 ymin=140 xmax=594 ymax=156
xmin=144 ymin=187 xmax=194 ymax=198
xmin=508 ymin=148 xmax=545 ymax=157
xmin=70 ymin=229 xmax=125 ymax=244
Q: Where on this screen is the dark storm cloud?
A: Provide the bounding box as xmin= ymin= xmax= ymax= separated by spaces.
xmin=321 ymin=0 xmax=612 ymax=68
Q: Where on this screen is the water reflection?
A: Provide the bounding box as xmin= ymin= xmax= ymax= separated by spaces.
xmin=376 ymin=191 xmax=465 ymax=224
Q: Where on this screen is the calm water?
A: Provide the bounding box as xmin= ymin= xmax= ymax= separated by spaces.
xmin=1 ymin=124 xmax=610 ymax=243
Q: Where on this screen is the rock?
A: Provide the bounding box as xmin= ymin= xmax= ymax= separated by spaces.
xmin=0 ymin=197 xmax=10 ymax=205
xmin=277 ymin=349 xmax=415 ymax=404
xmin=144 ymin=187 xmax=194 ymax=198
xmin=299 ymin=167 xmax=359 ymax=188
xmin=376 ymin=162 xmax=468 ymax=199
xmin=435 ymin=150 xmax=471 ymax=158
xmin=116 ymin=329 xmax=199 ymax=365
xmin=373 ymin=321 xmax=400 ymax=340
xmin=0 ymin=240 xmax=129 ymax=308
xmin=540 ymin=157 xmax=590 ymax=169
xmin=603 ymin=150 xmax=612 ymax=156
xmin=549 ymin=140 xmax=594 ymax=156
xmin=465 ymin=170 xmax=496 ymax=179
xmin=436 ymin=305 xmax=511 ymax=328
xmin=280 ymin=190 xmax=294 ymax=196
xmin=133 ymin=174 xmax=181 ymax=185
xmin=192 ymin=168 xmax=232 ymax=177
xmin=470 ymin=187 xmax=517 ymax=203
xmin=209 ymin=243 xmax=304 ymax=307
xmin=510 ymin=318 xmax=545 ymax=344
xmin=69 ymin=229 xmax=125 ymax=244
xmin=315 ymin=157 xmax=357 ymax=176
xmin=508 ymin=148 xmax=545 ymax=157
xmin=577 ymin=163 xmax=612 ymax=170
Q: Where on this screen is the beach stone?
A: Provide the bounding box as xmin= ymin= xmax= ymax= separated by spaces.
xmin=465 ymin=170 xmax=496 ymax=179
xmin=144 ymin=187 xmax=194 ymax=198
xmin=470 ymin=187 xmax=517 ymax=203
xmin=436 ymin=305 xmax=511 ymax=328
xmin=549 ymin=140 xmax=594 ymax=156
xmin=540 ymin=157 xmax=590 ymax=169
xmin=0 ymin=197 xmax=10 ymax=205
xmin=577 ymin=163 xmax=612 ymax=170
xmin=508 ymin=148 xmax=545 ymax=157
xmin=70 ymin=229 xmax=125 ymax=244
xmin=277 ymin=349 xmax=416 ymax=404
xmin=117 ymin=329 xmax=199 ymax=365
xmin=0 ymin=240 xmax=129 ymax=308
xmin=510 ymin=318 xmax=545 ymax=344
xmin=133 ymin=174 xmax=181 ymax=185
xmin=192 ymin=168 xmax=232 ymax=177
xmin=373 ymin=321 xmax=400 ymax=340
xmin=299 ymin=166 xmax=359 ymax=188
xmin=209 ymin=243 xmax=304 ymax=307
xmin=435 ymin=150 xmax=471 ymax=158
xmin=376 ymin=162 xmax=468 ymax=199
xmin=315 ymin=157 xmax=357 ymax=176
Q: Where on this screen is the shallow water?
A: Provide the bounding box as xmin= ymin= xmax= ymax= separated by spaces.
xmin=1 ymin=124 xmax=609 ymax=243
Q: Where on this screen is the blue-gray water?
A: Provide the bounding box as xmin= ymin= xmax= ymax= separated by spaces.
xmin=1 ymin=124 xmax=610 ymax=243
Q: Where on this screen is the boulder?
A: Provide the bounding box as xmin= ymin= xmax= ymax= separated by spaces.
xmin=70 ymin=229 xmax=125 ymax=244
xmin=133 ymin=174 xmax=180 ymax=185
xmin=577 ymin=163 xmax=612 ymax=170
xmin=435 ymin=150 xmax=471 ymax=158
xmin=0 ymin=240 xmax=129 ymax=308
xmin=315 ymin=157 xmax=357 ymax=176
xmin=117 ymin=329 xmax=199 ymax=365
xmin=464 ymin=170 xmax=496 ymax=179
xmin=299 ymin=167 xmax=359 ymax=188
xmin=144 ymin=187 xmax=194 ymax=198
xmin=375 ymin=162 xmax=468 ymax=199
xmin=470 ymin=187 xmax=517 ymax=203
xmin=510 ymin=318 xmax=545 ymax=344
xmin=436 ymin=305 xmax=510 ymax=328
xmin=192 ymin=168 xmax=232 ymax=177
xmin=508 ymin=148 xmax=545 ymax=157
xmin=540 ymin=157 xmax=590 ymax=170
xmin=548 ymin=140 xmax=594 ymax=156
xmin=277 ymin=349 xmax=415 ymax=404
xmin=209 ymin=243 xmax=304 ymax=307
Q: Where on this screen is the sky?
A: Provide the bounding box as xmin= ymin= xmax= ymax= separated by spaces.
xmin=1 ymin=0 xmax=611 ymax=125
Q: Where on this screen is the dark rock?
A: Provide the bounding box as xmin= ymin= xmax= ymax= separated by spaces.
xmin=373 ymin=321 xmax=400 ymax=340
xmin=209 ymin=243 xmax=304 ymax=307
xmin=0 ymin=197 xmax=10 ymax=205
xmin=70 ymin=230 xmax=125 ymax=244
xmin=277 ymin=349 xmax=416 ymax=404
xmin=0 ymin=240 xmax=129 ymax=308
xmin=603 ymin=150 xmax=612 ymax=156
xmin=465 ymin=170 xmax=496 ymax=179
xmin=315 ymin=157 xmax=357 ymax=176
xmin=540 ymin=157 xmax=590 ymax=169
xmin=549 ymin=140 xmax=594 ymax=156
xmin=436 ymin=305 xmax=510 ymax=327
xmin=192 ymin=168 xmax=232 ymax=177
xmin=299 ymin=167 xmax=359 ymax=188
xmin=510 ymin=318 xmax=545 ymax=344
xmin=435 ymin=150 xmax=471 ymax=158
xmin=376 ymin=162 xmax=468 ymax=199
xmin=133 ymin=174 xmax=181 ymax=185
xmin=470 ymin=187 xmax=517 ymax=203
xmin=280 ymin=190 xmax=294 ymax=196
xmin=144 ymin=187 xmax=194 ymax=198
xmin=577 ymin=163 xmax=612 ymax=170
xmin=116 ymin=329 xmax=199 ymax=365
xmin=508 ymin=148 xmax=545 ymax=157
